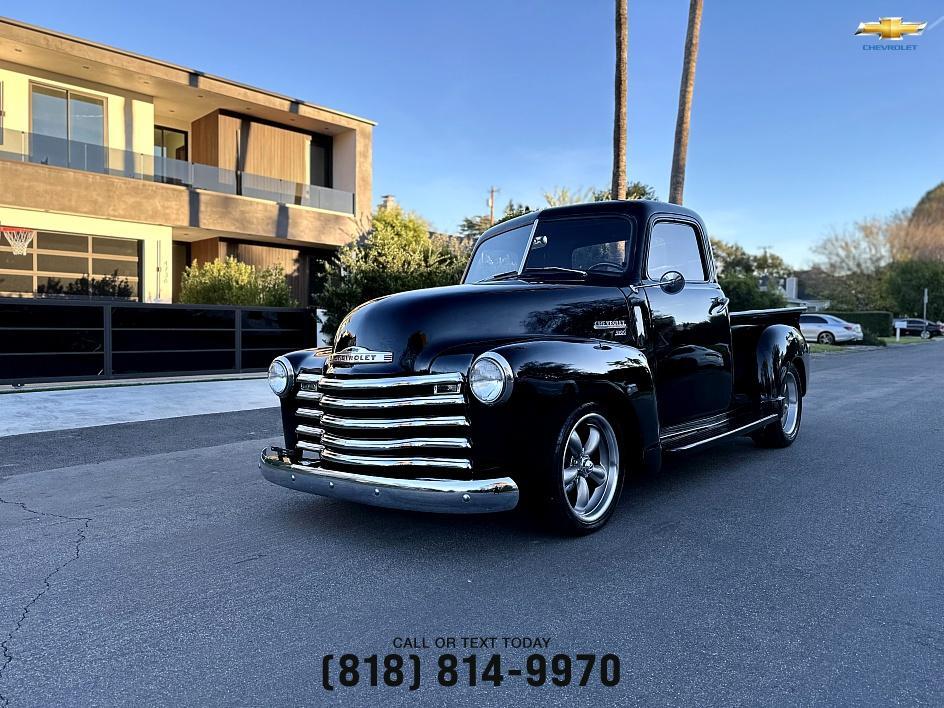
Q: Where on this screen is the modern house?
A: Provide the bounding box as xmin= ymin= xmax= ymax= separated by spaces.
xmin=0 ymin=17 xmax=373 ymax=305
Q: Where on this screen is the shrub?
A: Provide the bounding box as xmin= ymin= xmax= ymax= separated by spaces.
xmin=822 ymin=311 xmax=893 ymax=336
xmin=179 ymin=257 xmax=296 ymax=307
xmin=316 ymin=206 xmax=470 ymax=336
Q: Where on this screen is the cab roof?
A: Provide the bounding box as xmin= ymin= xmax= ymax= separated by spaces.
xmin=477 ymin=200 xmax=705 ymax=244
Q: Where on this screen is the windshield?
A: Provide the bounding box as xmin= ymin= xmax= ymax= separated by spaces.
xmin=464 ymin=224 xmax=532 ymax=283
xmin=464 ymin=216 xmax=634 ymax=283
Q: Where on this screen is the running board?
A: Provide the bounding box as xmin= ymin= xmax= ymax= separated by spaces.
xmin=665 ymin=414 xmax=779 ymax=453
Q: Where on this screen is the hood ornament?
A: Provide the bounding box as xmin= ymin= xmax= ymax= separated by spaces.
xmin=331 ymin=346 xmax=394 ymax=365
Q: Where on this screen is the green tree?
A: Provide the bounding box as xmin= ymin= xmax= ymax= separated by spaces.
xmin=496 ymin=200 xmax=534 ymax=224
xmin=710 ymin=239 xmax=754 ymax=276
xmin=543 ymin=186 xmax=595 ymax=206
xmin=545 ymin=182 xmax=656 ymax=206
xmin=179 ymin=257 xmax=295 ymax=307
xmin=461 ymin=201 xmax=536 ymax=237
xmin=316 ymin=206 xmax=470 ymax=337
xmin=884 ymin=260 xmax=944 ymax=321
xmin=591 ymin=181 xmax=657 ymax=201
xmin=718 ymin=274 xmax=786 ymax=311
xmin=458 ymin=214 xmax=492 ymax=239
xmin=710 ymin=238 xmax=790 ymax=310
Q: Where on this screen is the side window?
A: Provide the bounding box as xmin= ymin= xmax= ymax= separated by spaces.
xmin=646 ymin=221 xmax=707 ymax=281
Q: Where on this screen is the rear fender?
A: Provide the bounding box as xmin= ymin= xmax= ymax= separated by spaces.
xmin=756 ymin=325 xmax=809 ymax=411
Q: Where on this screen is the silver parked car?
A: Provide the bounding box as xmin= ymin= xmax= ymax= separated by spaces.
xmin=799 ymin=314 xmax=863 ymax=345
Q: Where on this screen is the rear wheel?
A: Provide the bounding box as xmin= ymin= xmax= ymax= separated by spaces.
xmin=817 ymin=331 xmax=835 ymax=345
xmin=752 ymin=363 xmax=802 ymax=448
xmin=538 ymin=405 xmax=624 ymax=535
xmin=921 ymin=330 xmax=931 ymax=340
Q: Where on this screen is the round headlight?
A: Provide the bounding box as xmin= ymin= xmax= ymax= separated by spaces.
xmin=469 ymin=352 xmax=513 ymax=405
xmin=267 ymin=356 xmax=293 ymax=397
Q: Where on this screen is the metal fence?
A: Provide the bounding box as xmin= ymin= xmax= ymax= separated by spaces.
xmin=0 ymin=298 xmax=318 ymax=385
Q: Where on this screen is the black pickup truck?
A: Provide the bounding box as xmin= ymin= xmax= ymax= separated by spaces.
xmin=260 ymin=200 xmax=809 ymax=534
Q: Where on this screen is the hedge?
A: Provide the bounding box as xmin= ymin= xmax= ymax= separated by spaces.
xmin=823 ymin=311 xmax=893 ymax=336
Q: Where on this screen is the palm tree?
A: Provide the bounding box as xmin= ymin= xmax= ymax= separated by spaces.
xmin=611 ymin=0 xmax=628 ymax=201
xmin=669 ymin=0 xmax=704 ymax=205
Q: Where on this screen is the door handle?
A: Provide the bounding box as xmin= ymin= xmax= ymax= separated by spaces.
xmin=709 ymin=296 xmax=730 ymax=315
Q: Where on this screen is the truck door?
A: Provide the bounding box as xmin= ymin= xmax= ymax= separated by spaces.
xmin=643 ymin=218 xmax=732 ymax=427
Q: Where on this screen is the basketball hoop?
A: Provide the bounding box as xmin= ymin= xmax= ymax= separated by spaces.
xmin=0 ymin=226 xmax=36 ymax=256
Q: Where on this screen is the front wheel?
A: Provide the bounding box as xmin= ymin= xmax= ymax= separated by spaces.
xmin=921 ymin=330 xmax=931 ymax=340
xmin=817 ymin=331 xmax=835 ymax=345
xmin=538 ymin=405 xmax=624 ymax=535
xmin=752 ymin=363 xmax=802 ymax=448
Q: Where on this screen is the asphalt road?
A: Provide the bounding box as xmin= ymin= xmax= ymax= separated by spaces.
xmin=1 ymin=344 xmax=942 ymax=706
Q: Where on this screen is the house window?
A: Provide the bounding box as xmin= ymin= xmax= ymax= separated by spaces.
xmin=30 ymin=84 xmax=106 ymax=173
xmin=309 ymin=134 xmax=332 ymax=188
xmin=154 ymin=126 xmax=188 ymax=161
xmin=154 ymin=126 xmax=189 ymax=184
xmin=0 ymin=231 xmax=141 ymax=299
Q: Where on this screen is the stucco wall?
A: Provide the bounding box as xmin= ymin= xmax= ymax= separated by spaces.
xmin=0 ymin=60 xmax=155 ymax=163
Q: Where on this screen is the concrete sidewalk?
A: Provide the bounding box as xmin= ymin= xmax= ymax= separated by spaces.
xmin=0 ymin=378 xmax=276 ymax=437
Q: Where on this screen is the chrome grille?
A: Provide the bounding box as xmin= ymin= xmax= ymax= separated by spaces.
xmin=292 ymin=372 xmax=472 ymax=476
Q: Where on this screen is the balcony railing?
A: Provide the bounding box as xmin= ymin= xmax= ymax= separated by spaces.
xmin=0 ymin=129 xmax=355 ymax=214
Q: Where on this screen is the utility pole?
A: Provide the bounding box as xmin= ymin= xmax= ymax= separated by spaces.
xmin=488 ymin=186 xmax=500 ymax=225
xmin=923 ymin=287 xmax=928 ymax=321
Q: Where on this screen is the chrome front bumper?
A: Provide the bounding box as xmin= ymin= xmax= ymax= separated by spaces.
xmin=259 ymin=447 xmax=519 ymax=514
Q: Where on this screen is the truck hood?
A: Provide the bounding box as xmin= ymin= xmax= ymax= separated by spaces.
xmin=328 ymin=281 xmax=631 ymax=375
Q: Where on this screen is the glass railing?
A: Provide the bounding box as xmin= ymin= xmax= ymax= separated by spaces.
xmin=0 ymin=129 xmax=355 ymax=214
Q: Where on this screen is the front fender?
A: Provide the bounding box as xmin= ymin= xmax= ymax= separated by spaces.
xmin=756 ymin=325 xmax=809 ymax=410
xmin=433 ymin=339 xmax=659 ymax=479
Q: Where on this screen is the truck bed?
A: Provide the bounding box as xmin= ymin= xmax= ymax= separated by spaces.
xmin=729 ymin=307 xmax=807 ymax=398
xmin=729 ymin=306 xmax=806 ymax=328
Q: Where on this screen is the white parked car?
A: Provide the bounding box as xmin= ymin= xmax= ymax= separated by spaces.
xmin=799 ymin=314 xmax=863 ymax=345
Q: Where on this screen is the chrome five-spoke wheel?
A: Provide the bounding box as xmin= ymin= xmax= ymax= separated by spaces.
xmin=781 ymin=369 xmax=800 ymax=438
xmin=562 ymin=413 xmax=620 ymax=523
xmin=753 ymin=362 xmax=802 ymax=448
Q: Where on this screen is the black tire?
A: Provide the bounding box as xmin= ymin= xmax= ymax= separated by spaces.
xmin=536 ymin=403 xmax=625 ymax=535
xmin=817 ymin=331 xmax=835 ymax=345
xmin=752 ymin=362 xmax=802 ymax=448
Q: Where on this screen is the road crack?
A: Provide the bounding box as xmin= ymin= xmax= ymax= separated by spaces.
xmin=0 ymin=497 xmax=91 ymax=708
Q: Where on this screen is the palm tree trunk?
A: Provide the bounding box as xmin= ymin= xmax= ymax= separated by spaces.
xmin=611 ymin=0 xmax=628 ymax=201
xmin=669 ymin=0 xmax=703 ymax=205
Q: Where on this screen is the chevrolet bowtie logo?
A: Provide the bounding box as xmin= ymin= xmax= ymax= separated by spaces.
xmin=855 ymin=17 xmax=926 ymax=40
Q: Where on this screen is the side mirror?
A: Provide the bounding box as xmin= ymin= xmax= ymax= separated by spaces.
xmin=660 ymin=270 xmax=685 ymax=294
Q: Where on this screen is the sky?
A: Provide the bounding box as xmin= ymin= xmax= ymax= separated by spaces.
xmin=3 ymin=0 xmax=943 ymax=266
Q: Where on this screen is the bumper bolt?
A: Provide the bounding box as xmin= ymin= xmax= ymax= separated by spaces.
xmin=328 ymin=481 xmax=334 ymax=488
xmin=462 ymin=493 xmax=471 ymax=503
xmin=291 ymin=474 xmax=296 ymax=481
xmin=374 ymin=488 xmax=381 ymax=496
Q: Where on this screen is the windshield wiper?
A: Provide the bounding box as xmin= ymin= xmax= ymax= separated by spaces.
xmin=518 ymin=266 xmax=588 ymax=280
xmin=481 ymin=270 xmax=522 ymax=282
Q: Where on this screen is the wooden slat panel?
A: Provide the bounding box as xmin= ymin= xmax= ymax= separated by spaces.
xmin=223 ymin=241 xmax=309 ymax=305
xmin=190 ymin=111 xmax=220 ymax=167
xmin=190 ymin=238 xmax=222 ymax=267
xmin=204 ymin=113 xmax=308 ymax=183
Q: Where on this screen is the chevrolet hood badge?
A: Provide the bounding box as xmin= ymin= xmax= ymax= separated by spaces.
xmin=331 ymin=346 xmax=394 ymax=365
